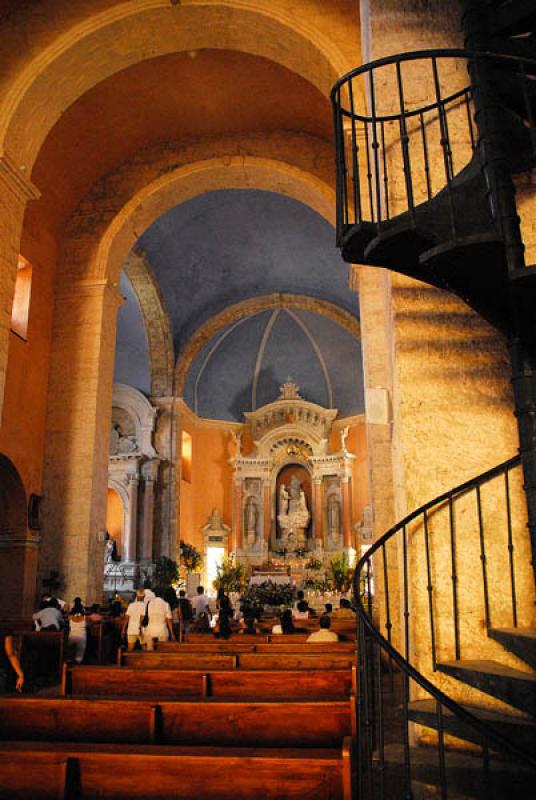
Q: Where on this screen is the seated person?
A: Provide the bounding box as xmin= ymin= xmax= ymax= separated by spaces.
xmin=191 ymin=611 xmax=211 ymax=633
xmin=324 ymin=603 xmax=333 ymax=616
xmin=293 ymin=590 xmax=305 ymax=610
xmin=239 ymin=615 xmax=259 ymax=635
xmin=33 ymin=598 xmax=64 ymax=631
xmin=292 ymin=599 xmax=311 ymax=620
xmin=307 ymin=614 xmax=339 ymax=643
xmin=272 ymin=608 xmax=306 ymax=635
xmin=333 ymin=598 xmax=355 ymax=619
xmin=213 ymin=596 xmax=233 ymax=640
xmin=87 ymin=604 xmax=103 ymax=623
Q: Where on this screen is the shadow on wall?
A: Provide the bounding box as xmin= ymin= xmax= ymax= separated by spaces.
xmin=0 ymin=454 xmax=27 ymax=535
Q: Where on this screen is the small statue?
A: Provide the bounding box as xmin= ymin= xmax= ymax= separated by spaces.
xmin=231 ymin=430 xmax=242 ymax=457
xmin=104 ymin=536 xmax=117 ymax=563
xmin=340 ymin=425 xmax=349 ymax=455
xmin=279 ymin=484 xmax=290 ymax=516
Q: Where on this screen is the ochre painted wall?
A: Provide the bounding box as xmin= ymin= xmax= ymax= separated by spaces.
xmin=0 ymin=211 xmax=57 ymax=500
xmin=179 ymin=420 xmax=235 ymax=556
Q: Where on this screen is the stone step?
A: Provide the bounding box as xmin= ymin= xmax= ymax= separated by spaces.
xmin=488 ymin=628 xmax=536 ymax=671
xmin=407 ymin=698 xmax=536 ymax=757
xmin=437 ymin=660 xmax=536 ymax=716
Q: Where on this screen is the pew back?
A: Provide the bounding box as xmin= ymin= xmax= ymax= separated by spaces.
xmin=0 ymin=740 xmax=353 ymax=799
xmin=64 ymin=665 xmax=355 ymax=700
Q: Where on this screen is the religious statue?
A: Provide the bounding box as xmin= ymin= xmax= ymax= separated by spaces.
xmin=327 ymin=493 xmax=342 ymax=544
xmin=340 ymin=425 xmax=350 ymax=455
xmin=109 ymin=422 xmax=137 ymax=455
xmin=231 ymin=430 xmax=242 ymax=458
xmin=277 ymin=474 xmax=311 ymax=548
xmin=203 ymin=508 xmax=231 ymax=534
xmin=104 ymin=536 xmax=118 ymax=563
xmin=279 ymin=484 xmax=289 ymax=516
xmin=244 ymin=496 xmax=259 ymax=545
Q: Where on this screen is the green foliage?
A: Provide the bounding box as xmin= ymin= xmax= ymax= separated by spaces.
xmin=154 ymin=556 xmax=179 ymax=591
xmin=303 ymin=575 xmax=331 ymax=592
xmin=242 ymin=580 xmax=296 ymax=608
xmin=293 ymin=547 xmax=308 ymax=559
xmin=179 ymin=540 xmax=203 ymax=573
xmin=305 ymin=556 xmax=323 ymax=571
xmin=213 ymin=555 xmax=246 ymax=593
xmin=327 ymin=553 xmax=353 ymax=592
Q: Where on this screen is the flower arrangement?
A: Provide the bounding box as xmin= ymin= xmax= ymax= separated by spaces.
xmin=327 ymin=552 xmax=353 ymax=592
xmin=179 ymin=540 xmax=203 ymax=573
xmin=242 ymin=580 xmax=296 ymax=608
xmin=305 ymin=556 xmax=323 ymax=571
xmin=213 ymin=554 xmax=246 ymax=593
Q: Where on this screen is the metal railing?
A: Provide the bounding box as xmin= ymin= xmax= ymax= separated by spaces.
xmin=332 ymin=50 xmax=536 ymax=248
xmin=353 ymin=455 xmax=536 ymax=800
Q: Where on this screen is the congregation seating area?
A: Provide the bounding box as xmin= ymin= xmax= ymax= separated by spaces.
xmin=0 ymin=635 xmax=357 ymax=798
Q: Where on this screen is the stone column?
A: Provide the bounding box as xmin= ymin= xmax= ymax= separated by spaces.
xmin=262 ymin=481 xmax=271 ymax=546
xmin=313 ymin=478 xmax=323 ymax=543
xmin=232 ymin=480 xmax=242 ymax=552
xmin=0 ymin=154 xmax=40 ymax=419
xmin=0 ymin=531 xmax=40 ymax=624
xmin=124 ymin=475 xmax=140 ymax=563
xmin=141 ymin=461 xmax=159 ymax=563
xmin=341 ymin=478 xmax=352 ymax=549
xmin=39 ymin=278 xmax=122 ymax=604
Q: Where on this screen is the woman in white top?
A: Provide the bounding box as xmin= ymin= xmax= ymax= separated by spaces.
xmin=68 ymin=597 xmax=87 ymax=664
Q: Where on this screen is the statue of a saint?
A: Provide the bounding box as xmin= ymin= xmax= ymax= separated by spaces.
xmin=327 ymin=493 xmax=341 ymax=542
xmin=244 ymin=497 xmax=258 ymax=536
xmin=279 ymin=484 xmax=290 ymax=516
xmin=104 ymin=536 xmax=117 ymax=562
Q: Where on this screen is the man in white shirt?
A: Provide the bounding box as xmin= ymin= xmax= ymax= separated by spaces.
xmin=33 ymin=600 xmax=64 ymax=631
xmin=306 ymin=614 xmax=339 ymax=643
xmin=122 ymin=589 xmax=146 ymax=650
xmin=144 ymin=590 xmax=173 ymax=651
xmin=191 ymin=586 xmax=210 ymax=618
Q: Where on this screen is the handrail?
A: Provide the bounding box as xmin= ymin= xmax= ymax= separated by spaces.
xmin=352 ymin=452 xmax=536 ymax=796
xmin=332 ymin=49 xmax=536 ymax=244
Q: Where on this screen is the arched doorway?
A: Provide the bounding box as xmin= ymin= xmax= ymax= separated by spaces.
xmin=106 ymin=487 xmax=124 ymax=559
xmin=0 ymin=454 xmax=38 ymax=622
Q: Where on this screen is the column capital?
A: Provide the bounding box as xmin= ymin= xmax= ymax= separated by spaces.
xmin=0 ymin=151 xmax=40 ymax=203
xmin=55 ymin=278 xmax=123 ymax=304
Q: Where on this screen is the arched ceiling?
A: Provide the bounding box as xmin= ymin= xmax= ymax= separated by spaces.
xmin=29 ymin=49 xmax=331 ymax=230
xmin=114 ymin=188 xmax=364 ymax=420
xmin=184 ymin=308 xmax=364 ymax=422
xmin=137 ymin=189 xmax=357 ymax=354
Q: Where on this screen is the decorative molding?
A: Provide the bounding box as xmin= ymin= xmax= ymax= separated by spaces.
xmin=176 ymin=398 xmax=244 ymax=431
xmin=55 ymin=278 xmax=122 ymax=302
xmin=0 ymin=151 xmax=40 ymax=202
xmin=124 ymin=247 xmax=174 ymax=397
xmin=112 ymin=383 xmax=158 ymax=458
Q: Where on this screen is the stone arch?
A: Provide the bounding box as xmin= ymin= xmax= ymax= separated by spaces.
xmin=122 ymin=248 xmax=174 ymax=398
xmin=0 ymin=0 xmax=352 ymax=174
xmin=91 ymin=155 xmax=336 ymax=285
xmin=0 ymin=453 xmax=27 ymax=535
xmin=175 ymin=293 xmax=361 ymax=395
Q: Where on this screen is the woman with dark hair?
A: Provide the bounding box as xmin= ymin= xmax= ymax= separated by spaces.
xmin=272 ymin=608 xmax=306 ymax=635
xmin=214 ymin=595 xmax=233 ymax=640
xmin=68 ymin=597 xmax=87 ymax=664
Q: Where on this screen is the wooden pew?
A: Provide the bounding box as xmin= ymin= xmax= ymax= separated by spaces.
xmin=120 ymin=651 xmax=355 ymax=670
xmin=157 ymin=641 xmax=356 ymax=653
xmin=64 ymin=664 xmax=355 ymax=700
xmin=0 ymin=696 xmax=356 ymax=748
xmin=20 ymin=631 xmax=64 ymax=682
xmin=0 ymin=740 xmax=354 ymax=799
xmin=119 ymin=651 xmax=237 ymax=670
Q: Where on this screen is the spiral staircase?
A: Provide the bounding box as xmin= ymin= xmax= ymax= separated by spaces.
xmin=332 ymin=2 xmax=536 ymax=798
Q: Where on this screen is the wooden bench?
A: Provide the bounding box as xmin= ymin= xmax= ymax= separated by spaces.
xmin=181 ymin=632 xmax=357 ymax=643
xmin=20 ymin=631 xmax=65 ymax=682
xmin=0 ymin=740 xmax=353 ymax=799
xmin=120 ymin=650 xmax=355 ymax=670
xmin=157 ymin=641 xmax=356 ymax=653
xmin=0 ymin=696 xmax=356 ymax=748
xmin=63 ymin=665 xmax=355 ymax=700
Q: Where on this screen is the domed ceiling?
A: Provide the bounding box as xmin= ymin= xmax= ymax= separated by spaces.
xmin=114 ymin=189 xmax=365 ymax=420
xmin=184 ymin=308 xmax=364 ymax=421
